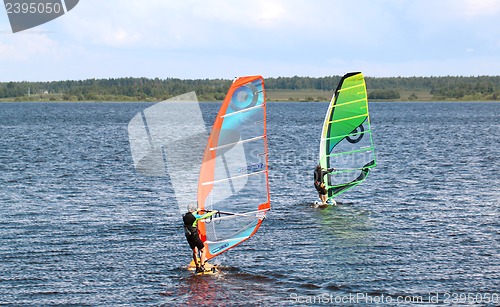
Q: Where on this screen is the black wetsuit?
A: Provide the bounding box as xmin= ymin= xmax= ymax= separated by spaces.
xmin=183 ymin=212 xmax=205 ymax=250
xmin=314 ymin=168 xmax=333 ymax=195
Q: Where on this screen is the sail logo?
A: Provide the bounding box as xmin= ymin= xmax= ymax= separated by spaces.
xmin=238 ymin=162 xmax=264 ymax=173
xmin=3 ymin=0 xmax=79 ymax=33
xmin=211 ymin=243 xmax=229 ymax=254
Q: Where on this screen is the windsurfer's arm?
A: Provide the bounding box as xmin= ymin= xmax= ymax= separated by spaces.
xmin=194 ymin=210 xmax=218 ymax=220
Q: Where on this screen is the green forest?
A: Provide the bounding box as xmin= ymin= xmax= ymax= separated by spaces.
xmin=1 ymin=75 xmax=499 ymax=102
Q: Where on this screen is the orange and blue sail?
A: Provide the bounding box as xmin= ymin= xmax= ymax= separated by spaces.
xmin=319 ymin=72 xmax=376 ymax=199
xmin=197 ymin=76 xmax=270 ymax=260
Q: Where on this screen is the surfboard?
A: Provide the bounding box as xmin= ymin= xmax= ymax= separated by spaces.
xmin=187 ymin=259 xmax=220 ymax=276
xmin=194 ymin=266 xmax=219 ymax=276
xmin=313 ymin=200 xmax=337 ymax=208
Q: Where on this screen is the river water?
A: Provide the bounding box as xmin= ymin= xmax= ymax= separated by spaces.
xmin=0 ymin=101 xmax=499 ymax=306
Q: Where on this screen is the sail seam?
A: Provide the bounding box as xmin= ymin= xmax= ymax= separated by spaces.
xmin=209 ymin=135 xmax=265 ymax=151
xmin=337 ymin=83 xmax=364 ymax=92
xmin=327 ymin=147 xmax=375 ymax=157
xmin=221 ymin=104 xmax=263 ymax=118
xmin=328 ymin=113 xmax=367 ymax=124
xmin=334 ymin=98 xmax=367 ymax=107
xmin=201 ymin=170 xmax=266 ymax=186
xmin=321 ymin=129 xmax=371 ymax=141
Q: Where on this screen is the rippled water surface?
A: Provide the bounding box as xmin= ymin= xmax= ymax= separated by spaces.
xmin=1 ymin=102 xmax=499 ymax=306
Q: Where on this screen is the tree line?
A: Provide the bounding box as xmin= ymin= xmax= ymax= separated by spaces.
xmin=1 ymin=75 xmax=499 ymax=101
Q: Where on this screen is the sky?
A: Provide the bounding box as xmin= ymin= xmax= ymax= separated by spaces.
xmin=1 ymin=0 xmax=500 ymax=82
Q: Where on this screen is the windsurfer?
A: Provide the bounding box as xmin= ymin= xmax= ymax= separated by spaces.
xmin=183 ymin=204 xmax=218 ymax=273
xmin=314 ymin=164 xmax=335 ymax=205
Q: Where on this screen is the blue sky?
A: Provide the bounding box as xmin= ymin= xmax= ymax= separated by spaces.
xmin=1 ymin=0 xmax=500 ymax=81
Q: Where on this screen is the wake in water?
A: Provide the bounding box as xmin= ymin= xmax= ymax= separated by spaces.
xmin=292 ymin=199 xmax=354 ymax=209
xmin=312 ymin=200 xmax=358 ymax=209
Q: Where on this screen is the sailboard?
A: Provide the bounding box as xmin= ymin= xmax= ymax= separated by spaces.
xmin=193 ymin=76 xmax=271 ymax=274
xmin=317 ymin=72 xmax=376 ymax=204
xmin=187 ymin=259 xmax=219 ymax=275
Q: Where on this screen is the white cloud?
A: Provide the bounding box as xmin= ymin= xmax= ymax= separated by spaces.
xmin=59 ymin=0 xmax=402 ymax=49
xmin=0 ymin=33 xmax=59 ymax=60
xmin=192 ymin=0 xmax=286 ymax=27
xmin=1 ymin=0 xmax=500 ymax=81
xmin=460 ymin=0 xmax=500 ymax=18
xmin=358 ymin=56 xmax=500 ymax=77
xmin=403 ymin=0 xmax=500 ymax=22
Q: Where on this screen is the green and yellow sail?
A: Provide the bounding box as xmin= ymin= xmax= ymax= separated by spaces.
xmin=318 ymin=72 xmax=376 ymax=199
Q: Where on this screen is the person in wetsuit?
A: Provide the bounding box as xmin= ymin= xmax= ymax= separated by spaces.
xmin=314 ymin=164 xmax=335 ymax=205
xmin=183 ymin=204 xmax=218 ymax=272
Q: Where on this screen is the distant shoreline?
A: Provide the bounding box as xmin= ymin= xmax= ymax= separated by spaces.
xmin=1 ymin=88 xmax=499 ymax=103
xmin=1 ymin=76 xmax=499 ymax=102
xmin=1 ymin=99 xmax=498 ymax=103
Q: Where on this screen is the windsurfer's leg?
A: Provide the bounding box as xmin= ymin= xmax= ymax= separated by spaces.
xmin=192 ymin=247 xmax=199 ymax=268
xmin=200 ymin=247 xmax=207 ymax=268
xmin=194 ymin=238 xmax=206 ymax=270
